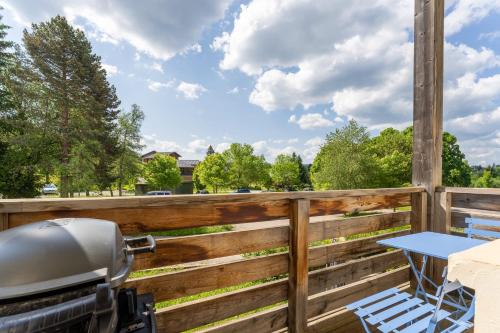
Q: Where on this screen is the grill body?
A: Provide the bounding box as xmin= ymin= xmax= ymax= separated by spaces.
xmin=0 ymin=218 xmax=156 ymax=333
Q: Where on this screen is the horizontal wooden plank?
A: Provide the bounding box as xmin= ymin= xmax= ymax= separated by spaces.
xmin=452 ymin=192 xmax=500 ymax=212
xmin=308 ymin=251 xmax=405 ymax=295
xmin=308 ymin=230 xmax=409 ymax=268
xmin=197 ymin=304 xmax=288 ymax=333
xmin=309 ymin=211 xmax=410 ymax=243
xmin=307 ymin=266 xmax=409 ymax=319
xmin=310 ymin=193 xmax=410 ymax=216
xmin=156 ymin=279 xmax=288 ymax=332
xmin=438 ymin=187 xmax=500 ymax=195
xmin=7 ymin=200 xmax=290 ymax=234
xmin=0 ymin=187 xmax=424 ymax=214
xmin=126 ymin=252 xmax=288 ymax=302
xmin=7 ymin=195 xmax=412 ymax=235
xmin=134 ymin=211 xmax=410 ymax=270
xmin=155 ymin=238 xmax=406 ymax=332
xmin=307 ymin=307 xmax=362 ymax=333
xmin=196 ymin=267 xmax=409 ymax=333
xmin=133 ymin=225 xmax=289 ymax=270
xmin=452 ymin=207 xmax=500 ymax=228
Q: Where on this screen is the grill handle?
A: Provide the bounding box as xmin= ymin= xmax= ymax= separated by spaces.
xmin=124 ymin=235 xmax=156 ymax=255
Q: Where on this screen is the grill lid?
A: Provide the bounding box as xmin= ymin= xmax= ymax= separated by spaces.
xmin=0 ymin=218 xmax=133 ymax=300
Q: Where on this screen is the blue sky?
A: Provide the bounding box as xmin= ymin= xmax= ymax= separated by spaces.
xmin=2 ymin=0 xmax=500 ymax=164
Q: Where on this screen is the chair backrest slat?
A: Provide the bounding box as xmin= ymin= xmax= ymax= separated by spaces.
xmin=466 ymin=218 xmax=500 ymax=240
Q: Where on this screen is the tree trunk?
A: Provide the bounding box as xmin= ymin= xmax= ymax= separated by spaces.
xmin=60 ymin=66 xmax=70 ymax=198
xmin=109 ymin=186 xmax=113 ymax=197
xmin=118 ymin=158 xmax=123 ymax=196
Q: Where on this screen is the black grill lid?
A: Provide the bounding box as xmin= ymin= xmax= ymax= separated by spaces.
xmin=0 ymin=218 xmax=133 ymax=300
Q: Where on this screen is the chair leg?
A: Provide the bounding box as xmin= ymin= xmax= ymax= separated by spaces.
xmin=359 ymin=317 xmax=371 ymax=333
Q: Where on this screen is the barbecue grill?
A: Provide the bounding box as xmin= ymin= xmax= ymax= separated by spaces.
xmin=0 ymin=218 xmax=157 ymax=333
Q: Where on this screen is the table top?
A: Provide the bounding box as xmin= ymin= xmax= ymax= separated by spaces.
xmin=377 ymin=232 xmax=487 ymax=260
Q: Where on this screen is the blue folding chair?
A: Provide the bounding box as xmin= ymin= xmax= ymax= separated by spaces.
xmin=346 ymin=280 xmax=474 ymax=333
xmin=465 ymin=217 xmax=500 ymax=240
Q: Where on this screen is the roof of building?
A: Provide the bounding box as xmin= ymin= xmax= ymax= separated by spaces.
xmin=141 ymin=151 xmax=182 ymax=159
xmin=178 ymin=160 xmax=200 ymax=168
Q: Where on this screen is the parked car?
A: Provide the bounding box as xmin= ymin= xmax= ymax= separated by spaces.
xmin=41 ymin=183 xmax=58 ymax=195
xmin=146 ymin=190 xmax=171 ymax=196
xmin=197 ymin=189 xmax=209 ymax=194
xmin=234 ymin=188 xmax=251 ymax=194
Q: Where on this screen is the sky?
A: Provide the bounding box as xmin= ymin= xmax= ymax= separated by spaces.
xmin=2 ymin=0 xmax=500 ymax=165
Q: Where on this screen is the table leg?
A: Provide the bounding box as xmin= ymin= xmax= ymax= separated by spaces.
xmin=404 ymin=250 xmax=429 ymax=302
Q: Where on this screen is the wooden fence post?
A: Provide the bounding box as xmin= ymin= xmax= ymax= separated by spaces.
xmin=431 ymin=191 xmax=452 ymax=283
xmin=411 ymin=192 xmax=427 ymax=234
xmin=410 ymin=192 xmax=427 ymax=290
xmin=288 ymin=199 xmax=310 ymax=333
xmin=433 ymin=191 xmax=451 ymax=234
xmin=0 ymin=213 xmax=8 ymax=232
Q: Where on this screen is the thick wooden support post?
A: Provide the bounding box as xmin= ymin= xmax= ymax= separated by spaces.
xmin=412 ymin=0 xmax=445 ymax=289
xmin=288 ymin=199 xmax=309 ymax=333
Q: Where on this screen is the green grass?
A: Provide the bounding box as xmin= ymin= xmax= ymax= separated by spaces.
xmin=146 ymin=225 xmax=233 ymax=237
xmin=156 ymin=274 xmax=287 ymax=309
xmin=129 ymin=266 xmax=184 ymax=279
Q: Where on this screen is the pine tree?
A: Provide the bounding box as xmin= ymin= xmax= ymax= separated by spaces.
xmin=23 ymin=16 xmax=120 ymax=197
xmin=0 ymin=10 xmax=13 ymax=113
xmin=206 ymin=145 xmax=215 ymax=156
xmin=0 ymin=11 xmax=40 ymax=198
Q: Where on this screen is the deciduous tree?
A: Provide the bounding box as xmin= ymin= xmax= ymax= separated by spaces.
xmin=143 ymin=154 xmax=181 ymax=191
xmin=270 ymin=154 xmax=300 ymax=190
xmin=311 ymin=120 xmax=380 ymax=190
xmin=194 ymin=153 xmax=229 ymax=193
xmin=223 ymin=143 xmax=268 ymax=189
xmin=115 ymin=104 xmax=144 ymax=196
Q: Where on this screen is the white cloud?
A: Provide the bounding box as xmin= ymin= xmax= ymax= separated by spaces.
xmin=305 ymin=137 xmax=323 ymax=147
xmin=141 ymin=134 xmax=181 ymax=152
xmin=479 ymin=30 xmax=500 ymax=41
xmin=444 ymin=73 xmax=500 ymax=118
xmin=147 ymin=79 xmax=175 ymax=92
xmin=445 ymin=0 xmax=500 ymax=36
xmin=176 ymin=81 xmax=207 ymax=100
xmin=102 ymin=63 xmax=119 ymax=76
xmin=271 ymin=138 xmax=299 ymax=144
xmin=147 ymin=62 xmax=164 ymax=74
xmin=5 ymin=0 xmax=231 ymax=60
xmin=289 ymin=113 xmax=334 ymax=130
xmin=212 ymin=0 xmax=500 ymax=164
xmin=186 ymin=139 xmax=209 ymax=154
xmin=182 ymin=43 xmax=203 ymax=54
xmin=227 ymin=86 xmax=239 ymax=94
xmin=252 ymin=140 xmax=297 ymax=160
xmin=215 ymin=142 xmax=230 ymax=152
xmin=446 ymin=107 xmax=500 ymax=139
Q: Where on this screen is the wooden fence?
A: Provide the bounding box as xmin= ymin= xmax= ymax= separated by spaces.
xmin=0 ymin=187 xmax=427 ymax=332
xmin=436 ymin=187 xmax=500 ymax=235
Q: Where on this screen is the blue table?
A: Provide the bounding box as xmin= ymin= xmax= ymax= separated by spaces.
xmin=378 ymin=232 xmax=486 ymax=305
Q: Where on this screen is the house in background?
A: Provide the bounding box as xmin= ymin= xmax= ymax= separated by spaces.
xmin=136 ymin=151 xmax=200 ymax=195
